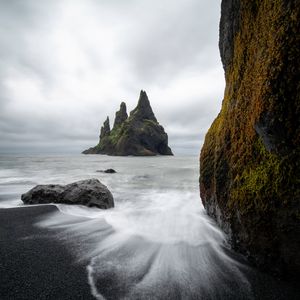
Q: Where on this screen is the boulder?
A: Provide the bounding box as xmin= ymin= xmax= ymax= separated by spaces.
xmin=21 ymin=179 xmax=114 ymax=209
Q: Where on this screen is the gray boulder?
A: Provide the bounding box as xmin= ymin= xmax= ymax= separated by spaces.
xmin=21 ymin=179 xmax=114 ymax=209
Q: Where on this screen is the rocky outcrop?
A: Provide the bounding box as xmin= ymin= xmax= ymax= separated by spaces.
xmin=21 ymin=179 xmax=114 ymax=209
xmin=130 ymin=90 xmax=157 ymax=122
xmin=200 ymin=0 xmax=300 ymax=280
xmin=83 ymin=90 xmax=173 ymax=156
xmin=113 ymin=102 xmax=128 ymax=129
xmin=100 ymin=117 xmax=111 ymax=140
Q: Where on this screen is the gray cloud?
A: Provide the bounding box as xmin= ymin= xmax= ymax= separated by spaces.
xmin=0 ymin=0 xmax=223 ymax=155
xmin=122 ymin=1 xmax=221 ymax=83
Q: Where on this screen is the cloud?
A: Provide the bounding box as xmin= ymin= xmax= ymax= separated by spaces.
xmin=0 ymin=0 xmax=223 ymax=155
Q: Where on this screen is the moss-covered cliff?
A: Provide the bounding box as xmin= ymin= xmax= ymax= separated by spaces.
xmin=200 ymin=0 xmax=300 ymax=279
xmin=83 ymin=90 xmax=173 ymax=156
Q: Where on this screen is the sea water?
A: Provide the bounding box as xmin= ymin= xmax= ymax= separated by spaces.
xmin=0 ymin=154 xmax=253 ymax=299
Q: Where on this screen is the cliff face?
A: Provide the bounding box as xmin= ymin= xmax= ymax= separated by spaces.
xmin=200 ymin=0 xmax=300 ymax=279
xmin=83 ymin=91 xmax=173 ymax=156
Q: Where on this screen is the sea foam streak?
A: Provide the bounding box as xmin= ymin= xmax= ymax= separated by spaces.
xmin=38 ymin=190 xmax=253 ymax=299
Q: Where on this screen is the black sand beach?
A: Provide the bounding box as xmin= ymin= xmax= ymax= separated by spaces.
xmin=0 ymin=205 xmax=94 ymax=300
xmin=1 ymin=204 xmax=300 ymax=300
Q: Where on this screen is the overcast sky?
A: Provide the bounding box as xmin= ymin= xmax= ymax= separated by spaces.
xmin=0 ymin=0 xmax=224 ymax=155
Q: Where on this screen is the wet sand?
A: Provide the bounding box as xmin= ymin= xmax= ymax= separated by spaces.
xmin=0 ymin=205 xmax=300 ymax=300
xmin=0 ymin=205 xmax=94 ymax=300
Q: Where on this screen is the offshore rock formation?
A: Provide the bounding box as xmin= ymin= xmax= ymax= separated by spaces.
xmin=100 ymin=117 xmax=111 ymax=140
xmin=83 ymin=90 xmax=173 ymax=156
xmin=21 ymin=179 xmax=114 ymax=209
xmin=113 ymin=102 xmax=128 ymax=129
xmin=200 ymin=0 xmax=300 ymax=279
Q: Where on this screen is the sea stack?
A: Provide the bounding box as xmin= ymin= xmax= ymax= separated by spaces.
xmin=113 ymin=102 xmax=128 ymax=129
xmin=83 ymin=90 xmax=173 ymax=156
xmin=200 ymin=0 xmax=300 ymax=279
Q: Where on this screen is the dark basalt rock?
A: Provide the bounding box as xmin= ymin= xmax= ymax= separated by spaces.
xmin=254 ymin=111 xmax=287 ymax=155
xmin=83 ymin=90 xmax=173 ymax=156
xmin=96 ymin=169 xmax=117 ymax=174
xmin=113 ymin=102 xmax=128 ymax=129
xmin=219 ymin=0 xmax=241 ymax=72
xmin=130 ymin=90 xmax=157 ymax=122
xmin=21 ymin=179 xmax=114 ymax=209
xmin=100 ymin=117 xmax=111 ymax=140
xmin=104 ymin=169 xmax=116 ymax=173
xmin=200 ymin=0 xmax=300 ymax=280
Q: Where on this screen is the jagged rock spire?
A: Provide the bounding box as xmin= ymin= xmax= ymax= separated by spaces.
xmin=100 ymin=116 xmax=110 ymax=140
xmin=113 ymin=102 xmax=128 ymax=129
xmin=83 ymin=90 xmax=172 ymax=156
xmin=130 ymin=90 xmax=157 ymax=122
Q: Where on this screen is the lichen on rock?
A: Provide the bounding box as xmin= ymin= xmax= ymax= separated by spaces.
xmin=200 ymin=0 xmax=300 ymax=280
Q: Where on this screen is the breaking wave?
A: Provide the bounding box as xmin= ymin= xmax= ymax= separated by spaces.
xmin=38 ymin=190 xmax=252 ymax=300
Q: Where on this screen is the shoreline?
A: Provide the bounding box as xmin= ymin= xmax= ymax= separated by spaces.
xmin=1 ymin=204 xmax=300 ymax=299
xmin=0 ymin=205 xmax=94 ymax=300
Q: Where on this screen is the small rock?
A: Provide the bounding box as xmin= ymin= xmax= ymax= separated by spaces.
xmin=96 ymin=169 xmax=117 ymax=173
xmin=104 ymin=169 xmax=116 ymax=173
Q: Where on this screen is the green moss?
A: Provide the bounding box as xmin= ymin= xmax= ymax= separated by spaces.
xmin=200 ymin=0 xmax=300 ymax=271
xmin=230 ymin=138 xmax=281 ymax=212
xmin=109 ymin=127 xmax=122 ymax=145
xmin=101 ymin=118 xmax=132 ymax=146
xmin=144 ymin=119 xmax=157 ymax=126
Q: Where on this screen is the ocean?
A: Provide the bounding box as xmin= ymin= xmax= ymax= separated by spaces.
xmin=0 ymin=154 xmax=298 ymax=299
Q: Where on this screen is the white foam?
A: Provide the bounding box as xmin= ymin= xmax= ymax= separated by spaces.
xmin=53 ymin=191 xmax=224 ymax=246
xmin=0 ymin=199 xmax=23 ymax=208
xmin=87 ymin=258 xmax=106 ymax=300
xmin=38 ymin=189 xmax=253 ymax=299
